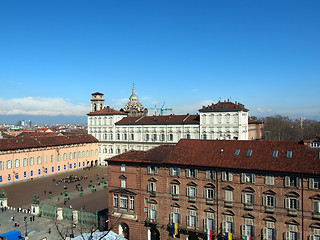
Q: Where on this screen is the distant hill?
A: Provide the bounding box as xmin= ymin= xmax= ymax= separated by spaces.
xmin=0 ymin=115 xmax=87 ymax=125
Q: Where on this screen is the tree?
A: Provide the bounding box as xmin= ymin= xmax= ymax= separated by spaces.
xmin=263 ymin=115 xmax=320 ymax=141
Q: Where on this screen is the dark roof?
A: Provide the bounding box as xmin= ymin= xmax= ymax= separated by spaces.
xmin=87 ymin=106 xmax=127 ymax=116
xmin=108 ymin=145 xmax=175 ymax=164
xmin=0 ymin=134 xmax=98 ymax=151
xmin=108 ymin=139 xmax=320 ymax=175
xmin=91 ymin=92 xmax=104 ymax=95
xmin=199 ymin=100 xmax=248 ymax=112
xmin=116 ymin=114 xmax=199 ymax=125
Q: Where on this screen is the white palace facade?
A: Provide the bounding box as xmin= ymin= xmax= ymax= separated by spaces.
xmin=87 ymin=88 xmax=249 ymax=165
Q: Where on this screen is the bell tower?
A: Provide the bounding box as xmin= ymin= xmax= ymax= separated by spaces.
xmin=91 ymin=92 xmax=105 ymax=112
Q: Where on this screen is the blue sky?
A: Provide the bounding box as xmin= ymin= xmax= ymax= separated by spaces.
xmin=0 ymin=0 xmax=319 ymax=124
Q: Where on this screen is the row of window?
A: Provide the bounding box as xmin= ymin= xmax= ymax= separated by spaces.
xmin=113 ymin=192 xmax=318 ymax=240
xmin=132 ymin=165 xmax=320 ymax=189
xmin=0 ymin=150 xmax=97 ymax=170
xmin=0 ymin=162 xmax=87 ymax=182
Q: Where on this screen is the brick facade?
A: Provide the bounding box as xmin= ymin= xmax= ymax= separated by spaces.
xmin=107 ymin=139 xmax=320 ymax=240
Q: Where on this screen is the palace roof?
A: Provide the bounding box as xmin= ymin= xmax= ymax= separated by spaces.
xmin=199 ymin=100 xmax=248 ymax=112
xmin=108 ymin=139 xmax=320 ymax=175
xmin=116 ymin=114 xmax=200 ymax=125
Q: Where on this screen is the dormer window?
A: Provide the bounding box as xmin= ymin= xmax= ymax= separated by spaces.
xmin=147 ymin=166 xmax=158 ymax=175
xmin=272 ymin=150 xmax=278 ymax=157
xmin=246 ymin=150 xmax=252 ymax=157
xmin=234 ymin=149 xmax=240 ymax=156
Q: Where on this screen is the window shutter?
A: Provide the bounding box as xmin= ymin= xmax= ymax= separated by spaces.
xmin=314 ymin=201 xmax=320 ymax=212
xmin=222 ymin=171 xmax=227 ymax=181
xmin=222 ymin=222 xmax=227 ymax=233
xmin=297 ymin=232 xmax=301 ymax=240
xmin=252 ymin=194 xmax=255 ymax=204
xmin=204 ymin=218 xmax=207 ymax=230
xmin=178 ymin=213 xmax=181 ymax=224
xmin=196 ymin=216 xmax=199 ymax=228
xmin=147 ymin=183 xmax=150 ymax=192
xmin=206 ymin=170 xmax=210 ymax=179
xmin=177 ymin=168 xmax=180 ymax=177
xmin=213 ymin=190 xmax=216 ymax=199
xmin=309 ymin=178 xmax=315 ymax=189
xmin=252 ymin=226 xmax=255 ymax=237
xmin=285 ymin=198 xmax=289 ymax=208
xmin=229 ymin=172 xmax=233 ymax=181
xmin=263 ymin=196 xmax=267 ymax=206
xmin=186 ymin=169 xmax=190 ymax=178
xmin=177 ymin=185 xmax=180 ymax=195
xmin=195 ymin=169 xmax=198 ymax=178
xmin=297 ymin=199 xmax=300 ymax=210
xmin=262 ymin=227 xmax=268 ymax=240
xmin=274 ymin=229 xmax=277 ymax=240
xmin=204 ymin=189 xmax=208 ymax=198
xmin=170 ymin=212 xmax=173 ymax=223
xmin=242 ymin=193 xmax=245 ymax=203
xmin=154 ymin=183 xmax=157 ymax=192
xmin=231 ymin=222 xmax=235 ymax=234
xmin=170 ymin=185 xmax=173 ymax=194
xmin=187 ymin=187 xmax=190 ymax=196
xmin=285 ymin=176 xmax=290 ymax=187
xmin=155 ymin=167 xmax=158 ymax=174
xmin=241 ymin=225 xmax=246 ymax=236
xmin=186 ymin=215 xmax=190 ymax=227
xmin=252 ymin=174 xmax=256 ymax=183
xmin=195 ymin=187 xmax=198 ymax=197
xmin=147 ymin=166 xmax=151 ymax=174
xmin=274 ymin=196 xmax=277 ymax=207
xmin=170 ymin=168 xmax=173 ymax=176
xmin=296 ymin=177 xmax=301 ymax=188
xmin=242 ymin=173 xmax=245 ymax=183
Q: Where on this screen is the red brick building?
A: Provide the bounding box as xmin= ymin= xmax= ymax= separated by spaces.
xmin=107 ymin=139 xmax=320 ymax=240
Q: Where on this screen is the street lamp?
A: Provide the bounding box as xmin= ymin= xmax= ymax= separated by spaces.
xmin=24 ymin=216 xmax=28 ymax=237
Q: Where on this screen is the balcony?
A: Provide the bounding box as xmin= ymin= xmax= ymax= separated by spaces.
xmin=172 ymin=194 xmax=179 ymax=200
xmin=145 ymin=218 xmax=158 ymax=225
xmin=188 ymin=196 xmax=196 ymax=203
xmin=265 ymin=206 xmax=275 ymax=213
xmin=287 ymin=209 xmax=298 ymax=216
xmin=243 ymin=203 xmax=253 ymax=210
xmin=312 ymin=212 xmax=320 ymax=219
xmin=149 ymin=191 xmax=156 ymax=197
xmin=206 ymin=199 xmax=214 ymax=205
xmin=224 ymin=201 xmax=233 ymax=208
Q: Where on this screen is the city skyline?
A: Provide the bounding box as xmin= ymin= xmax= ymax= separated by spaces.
xmin=1 ymin=0 xmax=320 ymax=124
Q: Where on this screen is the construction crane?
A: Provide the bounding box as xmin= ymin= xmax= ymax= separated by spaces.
xmin=149 ymin=102 xmax=173 ymax=116
xmin=285 ymin=116 xmax=306 ymax=128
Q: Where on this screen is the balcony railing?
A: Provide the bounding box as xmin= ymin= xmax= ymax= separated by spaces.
xmin=145 ymin=218 xmax=158 ymax=225
xmin=287 ymin=209 xmax=298 ymax=216
xmin=224 ymin=201 xmax=233 ymax=208
xmin=243 ymin=203 xmax=253 ymax=210
xmin=172 ymin=194 xmax=179 ymax=200
xmin=206 ymin=199 xmax=214 ymax=205
xmin=265 ymin=206 xmax=274 ymax=213
xmin=312 ymin=212 xmax=320 ymax=219
xmin=188 ymin=196 xmax=196 ymax=203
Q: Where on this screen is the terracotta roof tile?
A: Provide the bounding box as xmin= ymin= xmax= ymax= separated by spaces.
xmin=108 ymin=139 xmax=320 ymax=175
xmin=116 ymin=114 xmax=199 ymax=125
xmin=87 ymin=106 xmax=127 ymax=116
xmin=0 ymin=134 xmax=98 ymax=151
xmin=199 ymin=100 xmax=248 ymax=112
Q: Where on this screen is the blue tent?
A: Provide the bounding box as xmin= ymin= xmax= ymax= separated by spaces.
xmin=0 ymin=230 xmax=25 ymax=240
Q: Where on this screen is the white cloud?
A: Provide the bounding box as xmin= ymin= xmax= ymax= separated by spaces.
xmin=0 ymin=97 xmax=89 ymax=116
xmin=173 ymin=100 xmax=214 ymax=115
xmin=257 ymin=107 xmax=272 ymax=113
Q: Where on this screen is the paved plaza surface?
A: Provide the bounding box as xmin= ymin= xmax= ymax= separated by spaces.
xmin=2 ymin=166 xmax=109 ymax=212
xmin=0 ymin=166 xmax=110 ymax=239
